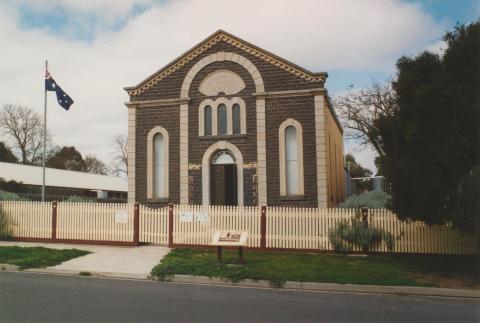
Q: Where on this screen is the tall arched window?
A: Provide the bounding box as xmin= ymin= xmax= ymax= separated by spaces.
xmin=279 ymin=119 xmax=304 ymax=197
xmin=147 ymin=126 xmax=169 ymax=200
xmin=204 ymin=105 xmax=212 ymax=136
xmin=154 ymin=133 xmax=165 ymax=198
xmin=285 ymin=126 xmax=299 ymax=195
xmin=232 ymin=103 xmax=241 ymax=134
xmin=218 ymin=104 xmax=227 ymax=135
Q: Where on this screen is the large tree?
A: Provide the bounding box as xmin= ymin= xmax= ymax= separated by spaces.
xmin=376 ymin=21 xmax=479 ymax=231
xmin=0 ymin=105 xmax=48 ymax=164
xmin=0 ymin=142 xmax=18 ymax=163
xmin=334 ymin=82 xmax=397 ymax=158
xmin=46 ymin=146 xmax=86 ymax=171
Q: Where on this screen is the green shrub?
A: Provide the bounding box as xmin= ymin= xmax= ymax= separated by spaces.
xmin=339 ymin=191 xmax=391 ymax=209
xmin=64 ymin=196 xmax=94 ymax=203
xmin=0 ymin=190 xmax=25 ymax=201
xmin=328 ymin=217 xmax=395 ymax=253
xmin=0 ymin=206 xmax=12 ymax=240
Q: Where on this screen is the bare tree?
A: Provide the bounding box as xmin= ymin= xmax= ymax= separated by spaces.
xmin=333 ymin=82 xmax=397 ymax=157
xmin=0 ymin=104 xmax=50 ymax=164
xmin=110 ymin=134 xmax=128 ymax=176
xmin=84 ymin=154 xmax=109 ymax=175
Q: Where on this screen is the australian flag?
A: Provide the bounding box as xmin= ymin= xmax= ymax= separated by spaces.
xmin=45 ymin=70 xmax=74 ymax=111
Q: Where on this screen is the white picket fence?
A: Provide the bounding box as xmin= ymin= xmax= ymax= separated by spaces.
xmin=139 ymin=204 xmax=169 ymax=244
xmin=56 ymin=202 xmax=134 ymax=242
xmin=173 ymin=205 xmax=261 ymax=247
xmin=265 ymin=207 xmax=479 ymax=254
xmin=1 ymin=201 xmax=52 ymax=239
xmin=1 ymin=201 xmax=478 ymax=255
xmin=1 ymin=201 xmax=134 ymax=243
xmin=266 ymin=207 xmax=358 ymax=250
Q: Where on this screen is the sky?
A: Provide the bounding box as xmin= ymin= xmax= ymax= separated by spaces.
xmin=0 ymin=0 xmax=478 ymax=173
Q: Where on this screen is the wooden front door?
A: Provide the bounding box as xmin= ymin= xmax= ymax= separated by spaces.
xmin=211 ymin=164 xmax=237 ymax=205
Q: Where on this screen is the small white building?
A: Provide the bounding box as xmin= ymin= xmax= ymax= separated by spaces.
xmin=0 ymin=162 xmax=127 ymax=200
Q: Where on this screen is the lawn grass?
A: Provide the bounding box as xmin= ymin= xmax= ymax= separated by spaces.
xmin=0 ymin=246 xmax=90 ymax=270
xmin=151 ymin=248 xmax=479 ymax=288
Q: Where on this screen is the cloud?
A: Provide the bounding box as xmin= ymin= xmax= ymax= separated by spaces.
xmin=0 ymin=0 xmax=444 ymax=166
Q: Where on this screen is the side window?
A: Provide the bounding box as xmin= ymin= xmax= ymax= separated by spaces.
xmin=154 ymin=133 xmax=165 ymax=198
xmin=147 ymin=126 xmax=169 ymax=199
xmin=279 ymin=119 xmax=304 ymax=197
xmin=285 ymin=126 xmax=299 ymax=195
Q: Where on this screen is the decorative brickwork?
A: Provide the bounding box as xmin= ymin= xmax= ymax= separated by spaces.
xmin=126 ymin=30 xmax=342 ymax=207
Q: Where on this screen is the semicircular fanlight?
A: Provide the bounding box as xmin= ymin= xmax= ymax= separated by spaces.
xmin=199 ymin=70 xmax=246 ymax=96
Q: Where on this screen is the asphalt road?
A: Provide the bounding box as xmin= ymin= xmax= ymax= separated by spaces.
xmin=0 ymin=272 xmax=478 ymax=323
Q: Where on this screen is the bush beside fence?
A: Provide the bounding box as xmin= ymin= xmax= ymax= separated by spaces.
xmin=0 ymin=201 xmax=478 ymax=255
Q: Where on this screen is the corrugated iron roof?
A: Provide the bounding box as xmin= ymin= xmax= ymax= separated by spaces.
xmin=0 ymin=162 xmax=127 ymax=192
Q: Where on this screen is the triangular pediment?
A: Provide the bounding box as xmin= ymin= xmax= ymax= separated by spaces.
xmin=125 ymin=30 xmax=327 ymax=96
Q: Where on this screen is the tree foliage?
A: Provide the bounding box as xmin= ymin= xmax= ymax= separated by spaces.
xmin=0 ymin=142 xmax=18 ymax=163
xmin=345 ymin=154 xmax=372 ymax=178
xmin=46 ymin=146 xmax=109 ymax=175
xmin=345 ymin=153 xmax=373 ymax=192
xmin=376 ymin=21 xmax=480 ymax=231
xmin=46 ymin=146 xmax=86 ymax=171
xmin=84 ymin=154 xmax=108 ymax=175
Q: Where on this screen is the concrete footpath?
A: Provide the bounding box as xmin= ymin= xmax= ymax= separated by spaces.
xmin=0 ymin=241 xmax=170 ymax=279
xmin=1 ymin=241 xmax=479 ymax=298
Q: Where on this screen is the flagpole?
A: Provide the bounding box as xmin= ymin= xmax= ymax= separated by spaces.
xmin=42 ymin=60 xmax=47 ymax=202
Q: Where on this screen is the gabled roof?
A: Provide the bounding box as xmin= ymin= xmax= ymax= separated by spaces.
xmin=125 ymin=30 xmax=328 ymax=96
xmin=0 ymin=162 xmax=127 ymax=192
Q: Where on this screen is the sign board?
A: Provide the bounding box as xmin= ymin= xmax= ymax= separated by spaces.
xmin=194 ymin=211 xmax=208 ymax=222
xmin=115 ymin=210 xmax=128 ymax=224
xmin=211 ymin=230 xmax=249 ymax=246
xmin=180 ymin=212 xmax=193 ymax=223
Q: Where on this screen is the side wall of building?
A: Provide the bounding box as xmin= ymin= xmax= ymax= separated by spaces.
xmin=324 ymin=101 xmax=345 ymax=207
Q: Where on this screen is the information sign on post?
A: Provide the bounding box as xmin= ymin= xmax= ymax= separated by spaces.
xmin=211 ymin=230 xmax=249 ymax=264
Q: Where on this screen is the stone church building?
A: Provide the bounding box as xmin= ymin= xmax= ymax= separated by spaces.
xmin=124 ymin=30 xmax=344 ymax=208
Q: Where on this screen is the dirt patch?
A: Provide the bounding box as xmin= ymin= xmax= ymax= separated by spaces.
xmin=412 ymin=273 xmax=480 ymax=290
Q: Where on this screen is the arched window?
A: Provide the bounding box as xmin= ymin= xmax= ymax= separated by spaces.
xmin=285 ymin=126 xmax=299 ymax=195
xmin=232 ymin=103 xmax=241 ymax=134
xmin=279 ymin=119 xmax=304 ymax=197
xmin=147 ymin=126 xmax=169 ymax=200
xmin=204 ymin=105 xmax=212 ymax=136
xmin=199 ymin=98 xmax=246 ymax=136
xmin=154 ymin=133 xmax=165 ymax=198
xmin=218 ymin=104 xmax=227 ymax=135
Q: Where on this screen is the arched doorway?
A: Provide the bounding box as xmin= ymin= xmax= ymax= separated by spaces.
xmin=210 ymin=150 xmax=237 ymax=205
xmin=202 ymin=141 xmax=244 ymax=206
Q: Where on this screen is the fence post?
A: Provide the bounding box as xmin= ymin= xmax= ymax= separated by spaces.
xmin=361 ymin=207 xmax=369 ymax=228
xmin=51 ymin=201 xmax=57 ymax=240
xmin=260 ymin=205 xmax=266 ymax=249
xmin=168 ymin=203 xmax=174 ymax=248
xmin=133 ymin=202 xmax=139 ymax=246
